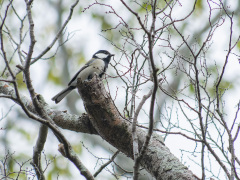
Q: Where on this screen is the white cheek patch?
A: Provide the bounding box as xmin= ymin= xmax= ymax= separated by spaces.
xmin=95 ymin=53 xmax=108 ymax=59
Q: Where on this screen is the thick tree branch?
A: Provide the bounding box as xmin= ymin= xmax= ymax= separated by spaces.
xmin=0 ymin=81 xmax=94 ymax=179
xmin=0 ymin=82 xmax=97 ymax=135
xmin=77 ymin=77 xmax=200 ymax=180
xmin=0 ymin=73 xmax=201 ymax=179
xmin=0 ymin=77 xmax=200 ymax=179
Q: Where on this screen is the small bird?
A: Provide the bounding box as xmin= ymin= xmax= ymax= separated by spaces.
xmin=52 ymin=50 xmax=114 ymax=104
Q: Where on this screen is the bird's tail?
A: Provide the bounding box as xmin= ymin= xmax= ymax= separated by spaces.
xmin=52 ymin=86 xmax=75 ymax=104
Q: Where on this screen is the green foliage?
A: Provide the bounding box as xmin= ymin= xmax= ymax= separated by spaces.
xmin=179 ymin=22 xmax=188 ymax=34
xmin=16 ymin=73 xmax=27 ymax=90
xmin=189 ymin=83 xmax=195 ymax=93
xmin=217 ymin=80 xmax=234 ymax=93
xmin=47 ymin=57 xmax=62 ymax=85
xmin=76 ymin=52 xmax=86 ymax=66
xmin=1 ymin=152 xmax=31 ymax=179
xmin=205 ymin=79 xmax=234 ymax=97
xmin=46 ymin=155 xmax=72 ymax=180
xmin=92 ymin=13 xmax=111 ymax=30
xmin=15 ymin=127 xmax=34 ymax=142
xmin=195 ymin=0 xmax=203 ymax=14
xmin=137 ymin=2 xmax=152 ymax=13
xmin=188 ymin=66 xmax=234 ymax=97
xmin=72 ymin=143 xmax=82 ymax=154
xmin=237 ymin=40 xmax=240 ymax=50
xmin=48 ymin=69 xmax=62 ymax=85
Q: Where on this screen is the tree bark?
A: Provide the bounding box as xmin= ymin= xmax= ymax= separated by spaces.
xmin=77 ymin=77 xmax=200 ymax=180
xmin=0 ymin=80 xmax=200 ymax=179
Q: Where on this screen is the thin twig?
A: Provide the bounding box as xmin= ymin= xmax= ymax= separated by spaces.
xmin=132 ymin=88 xmax=153 ymax=178
xmin=30 ymin=0 xmax=79 ymax=65
xmin=93 ymin=151 xmax=120 ymax=177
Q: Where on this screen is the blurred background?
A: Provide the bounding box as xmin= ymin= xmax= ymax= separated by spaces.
xmin=0 ymin=0 xmax=240 ymax=179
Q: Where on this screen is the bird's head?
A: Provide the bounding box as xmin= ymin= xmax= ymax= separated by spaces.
xmin=92 ymin=50 xmax=114 ymax=60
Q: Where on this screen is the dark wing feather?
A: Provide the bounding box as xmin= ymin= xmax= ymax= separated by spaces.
xmin=68 ymin=58 xmax=95 ymax=86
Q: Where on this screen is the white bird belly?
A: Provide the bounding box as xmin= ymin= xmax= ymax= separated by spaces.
xmin=75 ymin=59 xmax=105 ymax=84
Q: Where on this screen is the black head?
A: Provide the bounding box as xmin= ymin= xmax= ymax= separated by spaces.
xmin=92 ymin=50 xmax=114 ymax=60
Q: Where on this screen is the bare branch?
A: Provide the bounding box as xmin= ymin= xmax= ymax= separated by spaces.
xmin=133 ymin=2 xmax=159 ymax=179
xmin=31 ymin=125 xmax=48 ymax=180
xmin=0 ymin=82 xmax=97 ymax=134
xmin=132 ymin=88 xmax=152 ymax=179
xmin=30 ymin=0 xmax=79 ymax=65
xmin=0 ymin=0 xmax=15 ymax=78
xmin=93 ymin=151 xmax=120 ymax=177
xmin=119 ymin=0 xmax=149 ymax=34
xmin=77 ymin=76 xmax=199 ymax=179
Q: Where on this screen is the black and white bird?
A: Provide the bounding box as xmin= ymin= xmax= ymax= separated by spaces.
xmin=52 ymin=50 xmax=114 ymax=104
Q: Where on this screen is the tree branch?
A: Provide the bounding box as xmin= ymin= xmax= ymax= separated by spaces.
xmin=0 ymin=82 xmax=98 ymax=135
xmin=31 ymin=125 xmax=48 ymax=180
xmin=0 ymin=76 xmax=200 ymax=179
xmin=93 ymin=151 xmax=120 ymax=177
xmin=30 ymin=0 xmax=79 ymax=65
xmin=132 ymin=88 xmax=153 ymax=179
xmin=77 ymin=76 xmax=200 ymax=180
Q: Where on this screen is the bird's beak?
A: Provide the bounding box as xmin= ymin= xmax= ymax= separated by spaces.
xmin=110 ymin=54 xmax=115 ymax=57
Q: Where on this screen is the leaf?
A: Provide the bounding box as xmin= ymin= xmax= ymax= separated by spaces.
xmin=189 ymin=83 xmax=195 ymax=94
xmin=195 ymin=0 xmax=203 ymax=13
xmin=16 ymin=72 xmax=27 ymax=90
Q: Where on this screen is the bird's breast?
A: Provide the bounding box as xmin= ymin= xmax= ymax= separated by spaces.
xmin=78 ymin=59 xmax=105 ymax=81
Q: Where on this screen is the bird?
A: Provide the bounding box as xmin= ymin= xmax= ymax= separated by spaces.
xmin=52 ymin=50 xmax=114 ymax=104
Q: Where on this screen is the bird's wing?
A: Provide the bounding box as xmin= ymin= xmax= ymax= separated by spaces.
xmin=68 ymin=58 xmax=95 ymax=86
